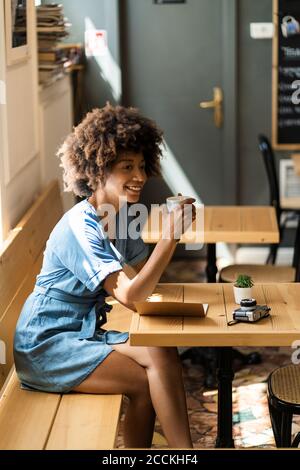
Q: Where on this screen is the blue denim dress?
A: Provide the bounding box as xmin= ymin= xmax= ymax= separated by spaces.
xmin=13 ymin=199 xmax=148 ymax=393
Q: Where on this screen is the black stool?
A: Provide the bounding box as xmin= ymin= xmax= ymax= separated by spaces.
xmin=268 ymin=364 xmax=300 ymax=447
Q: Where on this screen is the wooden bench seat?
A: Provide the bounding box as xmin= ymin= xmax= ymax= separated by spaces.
xmin=0 ymin=369 xmax=123 ymax=450
xmin=0 ymin=180 xmax=131 ymax=450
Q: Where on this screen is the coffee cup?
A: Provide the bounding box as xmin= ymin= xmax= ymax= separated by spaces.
xmin=166 ymin=195 xmax=191 ymax=212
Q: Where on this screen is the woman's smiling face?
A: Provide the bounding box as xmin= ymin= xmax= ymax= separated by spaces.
xmin=103 ymin=151 xmax=147 ymax=206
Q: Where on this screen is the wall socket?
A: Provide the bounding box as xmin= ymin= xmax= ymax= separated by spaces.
xmin=250 ymin=23 xmax=274 ymax=39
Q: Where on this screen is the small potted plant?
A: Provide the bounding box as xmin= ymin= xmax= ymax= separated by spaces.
xmin=233 ymin=274 xmax=254 ymax=304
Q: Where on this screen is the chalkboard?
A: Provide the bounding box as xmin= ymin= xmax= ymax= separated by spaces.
xmin=273 ymin=0 xmax=300 ymax=149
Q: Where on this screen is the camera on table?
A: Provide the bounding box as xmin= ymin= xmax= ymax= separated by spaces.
xmin=233 ymin=298 xmax=271 ymax=322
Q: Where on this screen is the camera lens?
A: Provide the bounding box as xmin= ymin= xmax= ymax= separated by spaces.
xmin=240 ymin=298 xmax=257 ymax=308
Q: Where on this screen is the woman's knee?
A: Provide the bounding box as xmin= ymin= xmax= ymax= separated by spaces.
xmin=147 ymin=346 xmax=181 ymax=369
xmin=112 ymin=341 xmax=180 ymax=372
xmin=126 ymin=363 xmax=150 ymax=400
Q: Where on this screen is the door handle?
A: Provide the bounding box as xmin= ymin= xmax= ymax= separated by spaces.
xmin=199 ymin=87 xmax=223 ymax=128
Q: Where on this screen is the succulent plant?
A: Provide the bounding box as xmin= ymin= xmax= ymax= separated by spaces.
xmin=234 ymin=274 xmax=254 ymax=288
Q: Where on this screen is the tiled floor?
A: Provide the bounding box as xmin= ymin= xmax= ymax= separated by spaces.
xmin=116 ymin=258 xmax=300 ymax=449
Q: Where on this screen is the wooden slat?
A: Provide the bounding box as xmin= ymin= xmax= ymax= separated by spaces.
xmin=205 ymin=206 xmax=279 ymax=243
xmin=138 ymin=314 xmax=183 ymax=335
xmin=150 ymin=284 xmax=183 ymax=302
xmin=130 ymin=327 xmax=300 ymax=347
xmin=263 ymin=284 xmax=297 ymax=332
xmin=183 ymin=283 xmax=227 ymax=332
xmin=241 ymin=207 xmax=279 ymax=242
xmin=138 ymin=283 xmax=183 ymax=333
xmin=276 ymin=283 xmax=300 ymax=331
xmin=46 ymin=393 xmax=122 ymax=450
xmin=206 ymin=207 xmax=241 ymax=237
xmin=0 ymin=370 xmax=61 ymax=450
xmin=0 ymin=180 xmax=63 ymax=315
xmin=0 ymin=251 xmax=44 ymax=389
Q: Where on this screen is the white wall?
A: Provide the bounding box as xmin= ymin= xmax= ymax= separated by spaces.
xmin=0 ymin=0 xmax=41 ymax=243
xmin=39 ymin=75 xmax=74 ymax=211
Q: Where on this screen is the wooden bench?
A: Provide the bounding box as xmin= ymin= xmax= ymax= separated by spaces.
xmin=0 ymin=180 xmax=132 ymax=450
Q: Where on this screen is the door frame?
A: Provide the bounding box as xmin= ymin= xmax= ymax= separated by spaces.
xmin=119 ymin=0 xmax=238 ymax=204
xmin=222 ymin=0 xmax=238 ymax=204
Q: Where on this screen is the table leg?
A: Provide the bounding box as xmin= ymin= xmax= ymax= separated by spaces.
xmin=206 ymin=243 xmax=218 ymax=283
xmin=181 ymin=244 xmax=218 ymax=387
xmin=215 ymin=347 xmax=235 ymax=448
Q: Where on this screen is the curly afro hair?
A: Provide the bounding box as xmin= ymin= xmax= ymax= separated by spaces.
xmin=57 ymin=103 xmax=164 ymax=197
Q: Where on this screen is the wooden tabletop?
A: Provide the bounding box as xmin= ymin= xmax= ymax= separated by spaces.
xmin=129 ymin=283 xmax=300 ymax=347
xmin=141 ymin=206 xmax=279 ymax=244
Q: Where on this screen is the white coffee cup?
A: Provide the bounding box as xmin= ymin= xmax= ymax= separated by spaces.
xmin=166 ymin=195 xmax=191 ymax=212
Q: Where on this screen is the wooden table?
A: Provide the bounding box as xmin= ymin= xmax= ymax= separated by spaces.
xmin=129 ymin=283 xmax=300 ymax=448
xmin=142 ymin=206 xmax=280 ymax=282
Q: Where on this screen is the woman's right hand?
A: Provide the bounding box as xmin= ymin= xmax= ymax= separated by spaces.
xmin=162 ymin=195 xmax=196 ymax=242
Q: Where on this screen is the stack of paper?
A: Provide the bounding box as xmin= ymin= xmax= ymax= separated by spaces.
xmin=36 ymin=4 xmax=72 ymax=85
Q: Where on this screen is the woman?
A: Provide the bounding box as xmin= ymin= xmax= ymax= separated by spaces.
xmin=14 ymin=103 xmax=195 ymax=449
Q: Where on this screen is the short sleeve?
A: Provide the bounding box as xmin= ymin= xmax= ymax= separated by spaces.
xmin=53 ymin=211 xmax=123 ymax=292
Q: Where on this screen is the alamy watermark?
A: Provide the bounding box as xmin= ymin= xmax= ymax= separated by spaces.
xmin=93 ymin=197 xmax=204 ymax=250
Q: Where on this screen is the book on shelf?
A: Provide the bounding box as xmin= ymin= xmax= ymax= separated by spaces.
xmin=38 ymin=41 xmax=57 ymax=49
xmin=37 ymin=26 xmax=70 ymax=33
xmin=38 ymin=19 xmax=66 ymax=27
xmin=38 ymin=50 xmax=65 ymax=62
xmin=39 ymin=58 xmax=72 ymax=71
xmin=39 ymin=61 xmax=65 ymax=70
xmin=38 ymin=32 xmax=68 ymax=41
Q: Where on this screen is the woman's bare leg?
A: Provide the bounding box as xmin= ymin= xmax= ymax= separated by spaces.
xmin=112 ymin=341 xmax=193 ymax=449
xmin=72 ymin=350 xmax=155 ymax=448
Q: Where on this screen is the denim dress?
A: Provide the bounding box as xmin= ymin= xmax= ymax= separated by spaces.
xmin=13 ymin=199 xmax=148 ymax=393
